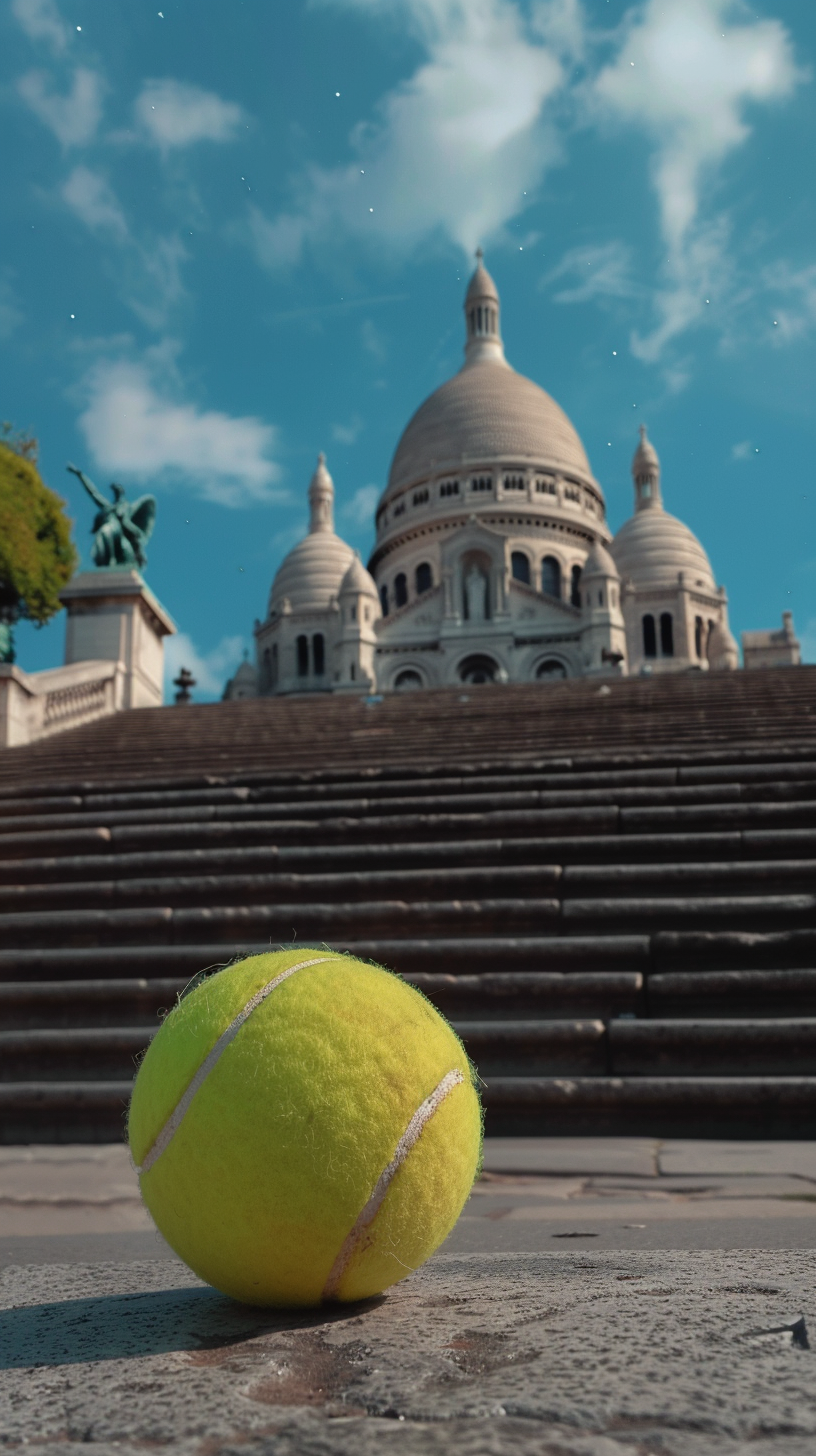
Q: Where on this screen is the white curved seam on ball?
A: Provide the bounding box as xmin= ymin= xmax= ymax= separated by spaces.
xmin=137 ymin=956 xmax=338 ymax=1175
xmin=322 ymin=1067 xmax=464 ymax=1301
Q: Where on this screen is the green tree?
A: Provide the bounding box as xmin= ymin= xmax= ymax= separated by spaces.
xmin=0 ymin=430 xmax=78 ymax=663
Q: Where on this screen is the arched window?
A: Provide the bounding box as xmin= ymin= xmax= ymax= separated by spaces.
xmin=642 ymin=615 xmax=657 ymax=658
xmin=695 ymin=615 xmax=703 ymax=658
xmin=350 ymin=662 xmax=356 ymax=681
xmin=571 ymin=564 xmax=582 ymax=608
xmin=541 ymin=556 xmax=561 ymax=598
xmin=660 ymin=613 xmax=674 ymax=657
xmin=511 ymin=551 xmax=530 ymax=584
xmin=459 ymin=654 xmax=498 ymax=684
xmin=312 ymin=633 xmax=325 ymax=676
xmin=415 ymin=561 xmax=433 ymax=595
xmin=296 ymin=635 xmax=309 ymax=676
xmin=271 ymin=643 xmax=278 ymax=687
xmin=536 ymin=659 xmax=567 ymax=680
xmin=395 ymin=573 xmax=408 ymax=608
xmin=380 ymin=584 xmax=389 ymax=617
xmin=394 ymin=669 xmax=422 ymax=691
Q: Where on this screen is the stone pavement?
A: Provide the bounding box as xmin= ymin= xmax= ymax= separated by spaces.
xmin=1 ymin=1140 xmax=815 ymax=1452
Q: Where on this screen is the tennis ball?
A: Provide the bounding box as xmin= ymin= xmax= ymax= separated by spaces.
xmin=128 ymin=948 xmax=482 ymax=1307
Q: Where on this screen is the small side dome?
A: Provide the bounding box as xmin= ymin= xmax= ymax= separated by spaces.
xmin=339 ymin=552 xmax=379 ymax=601
xmin=582 ymin=541 xmax=620 ymax=579
xmin=268 ymin=453 xmax=355 ymax=615
xmin=612 ymin=510 xmax=715 ymax=591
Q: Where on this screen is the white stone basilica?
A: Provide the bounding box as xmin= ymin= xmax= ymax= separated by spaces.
xmin=229 ymin=253 xmax=765 ymax=700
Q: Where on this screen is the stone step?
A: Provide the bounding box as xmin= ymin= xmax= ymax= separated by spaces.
xmin=0 ymin=936 xmax=652 ymax=983
xmin=5 ymin=1015 xmax=811 ymax=1083
xmin=3 ymin=1073 xmax=815 ymax=1144
xmin=2 ymin=786 xmax=815 ymax=840
xmin=3 ymin=891 xmax=815 ymax=950
xmin=648 ymin=968 xmax=816 ymax=1016
xmin=608 ymin=1017 xmax=816 ymax=1076
xmin=3 ymin=932 xmax=816 ymax=985
xmin=482 ymin=1075 xmax=816 ymax=1137
xmin=2 ymin=859 xmax=814 ymax=914
xmin=2 ymin=758 xmax=815 ymax=819
xmin=0 ymin=832 xmax=757 ymax=884
xmin=0 ymin=970 xmax=645 ymax=1030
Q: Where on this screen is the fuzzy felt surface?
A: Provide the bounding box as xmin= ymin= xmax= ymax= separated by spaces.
xmin=128 ymin=949 xmax=482 ymax=1306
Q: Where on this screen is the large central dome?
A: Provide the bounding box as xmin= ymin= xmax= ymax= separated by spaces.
xmin=385 ymin=253 xmax=592 ymax=498
xmin=387 ymin=365 xmax=592 ymax=495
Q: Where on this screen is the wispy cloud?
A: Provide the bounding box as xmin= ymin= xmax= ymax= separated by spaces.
xmin=134 ymin=79 xmax=245 ymax=150
xmin=331 ymin=415 xmax=364 ymax=446
xmin=762 ymin=262 xmax=816 ymax=345
xmin=11 ymin=0 xmax=69 ymax=54
xmin=594 ymin=0 xmax=804 ymax=361
xmin=61 ymin=166 xmax=128 ymax=239
xmin=164 ymin=632 xmax=249 ymax=700
xmin=341 ymin=483 xmax=380 ymax=527
xmin=78 ymin=345 xmax=284 ymax=508
xmin=249 ymin=0 xmax=565 ymax=267
xmin=18 ymin=67 xmax=105 ymax=147
xmin=543 ymin=240 xmax=636 ymax=305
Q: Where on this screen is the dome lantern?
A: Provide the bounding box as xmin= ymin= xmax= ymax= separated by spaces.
xmin=463 ymin=249 xmax=507 ymax=368
xmin=308 ymin=452 xmax=335 ymax=534
xmin=632 ymin=424 xmax=662 ymax=512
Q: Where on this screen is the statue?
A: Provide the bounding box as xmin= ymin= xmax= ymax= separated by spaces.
xmin=465 ymin=564 xmax=488 ymax=621
xmin=67 ymin=465 xmax=156 ymax=571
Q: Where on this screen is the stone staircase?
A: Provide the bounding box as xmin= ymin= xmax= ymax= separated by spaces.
xmin=0 ymin=667 xmax=815 ymax=1142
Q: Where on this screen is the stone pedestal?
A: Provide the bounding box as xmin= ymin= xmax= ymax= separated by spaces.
xmin=60 ymin=570 xmax=176 ymax=709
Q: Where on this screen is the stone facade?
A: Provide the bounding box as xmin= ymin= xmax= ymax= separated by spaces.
xmin=227 ymin=255 xmax=793 ymax=699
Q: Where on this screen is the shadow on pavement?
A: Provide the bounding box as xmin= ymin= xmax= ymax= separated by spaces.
xmin=0 ymin=1284 xmax=384 ymax=1369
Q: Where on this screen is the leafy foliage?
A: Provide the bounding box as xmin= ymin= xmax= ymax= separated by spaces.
xmin=0 ymin=439 xmax=78 ymax=625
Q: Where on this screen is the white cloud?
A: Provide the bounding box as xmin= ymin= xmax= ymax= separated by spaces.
xmin=18 ymin=66 xmax=105 ymax=147
xmin=61 ymin=166 xmax=128 ymax=239
xmin=134 ymin=78 xmax=245 ymax=150
xmin=78 ymin=349 xmax=284 ymax=508
xmin=544 ymin=240 xmax=636 ymax=304
xmin=12 ymin=0 xmax=68 ymax=53
xmin=594 ymin=0 xmax=803 ymax=360
xmin=341 ymin=484 xmax=380 ymax=526
xmin=164 ymin=632 xmax=248 ymax=700
xmin=250 ymin=0 xmax=565 ymax=266
xmin=731 ymin=439 xmax=759 ymax=461
xmin=125 ymin=235 xmax=188 ymax=330
xmin=331 ymin=415 xmax=364 ymax=446
xmin=762 ymin=262 xmax=816 ymax=345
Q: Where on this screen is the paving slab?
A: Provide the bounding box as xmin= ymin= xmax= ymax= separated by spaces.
xmin=1 ymin=1250 xmax=814 ymax=1454
xmin=658 ymin=1140 xmax=816 ymax=1179
xmin=482 ymin=1138 xmax=659 ymax=1178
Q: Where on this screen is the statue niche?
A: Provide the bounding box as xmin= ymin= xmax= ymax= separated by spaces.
xmin=463 ymin=559 xmax=490 ymax=622
xmin=67 ymin=465 xmax=157 ymax=571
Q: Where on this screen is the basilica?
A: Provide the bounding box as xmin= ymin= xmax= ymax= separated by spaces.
xmin=226 ymin=253 xmax=771 ymax=701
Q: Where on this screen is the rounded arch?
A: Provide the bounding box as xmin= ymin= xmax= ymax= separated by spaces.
xmin=415 ymin=561 xmax=433 ymax=595
xmin=458 ymin=653 xmax=500 ymax=685
xmin=394 ymin=572 xmax=408 ymax=608
xmin=541 ymin=555 xmax=562 ymax=599
xmin=511 ymin=550 xmax=531 ymax=585
xmin=393 ymin=668 xmax=424 ymax=692
xmin=534 ymin=656 xmax=569 ymax=681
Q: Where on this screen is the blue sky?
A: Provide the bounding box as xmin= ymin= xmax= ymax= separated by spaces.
xmin=3 ymin=0 xmax=814 ymax=698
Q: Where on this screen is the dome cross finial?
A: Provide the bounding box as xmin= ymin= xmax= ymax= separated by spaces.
xmin=475 ymin=246 xmax=484 ymax=263
xmin=308 ymin=451 xmax=335 ymax=534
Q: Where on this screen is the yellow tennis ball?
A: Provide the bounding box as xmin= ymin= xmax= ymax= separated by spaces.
xmin=128 ymin=948 xmax=482 ymax=1307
